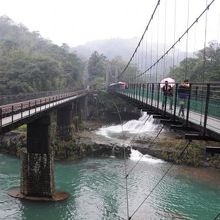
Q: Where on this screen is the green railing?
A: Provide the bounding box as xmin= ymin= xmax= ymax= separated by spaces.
xmin=116 ymin=83 xmax=220 ymax=134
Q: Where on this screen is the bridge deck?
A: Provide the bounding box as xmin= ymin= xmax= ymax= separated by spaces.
xmin=0 ymin=90 xmax=87 ymax=134
xmin=119 ymin=91 xmax=220 ymax=140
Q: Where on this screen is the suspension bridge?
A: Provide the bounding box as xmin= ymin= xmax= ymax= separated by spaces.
xmin=113 ymin=0 xmax=220 ymax=219
xmin=115 ymin=0 xmax=220 ymax=144
xmin=0 ymin=0 xmax=220 ymax=219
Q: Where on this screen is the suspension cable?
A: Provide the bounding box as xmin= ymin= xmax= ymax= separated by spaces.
xmin=213 ymin=212 xmax=220 ymax=220
xmin=184 ymin=0 xmax=190 ymax=80
xmin=199 ymin=0 xmax=209 ymax=126
xmin=172 ymin=0 xmax=177 ymax=77
xmin=156 ymin=3 xmax=160 ymax=83
xmin=136 ymin=0 xmax=216 ymax=79
xmin=150 ymin=29 xmax=153 ymax=82
xmin=163 ymin=0 xmax=167 ymax=80
xmin=119 ymin=0 xmax=161 ymax=79
xmin=129 ymin=140 xmax=192 ymax=219
xmin=127 ymin=114 xmax=151 ymax=146
xmin=110 ymin=100 xmax=130 ymax=219
xmin=126 ymin=124 xmax=164 ymax=178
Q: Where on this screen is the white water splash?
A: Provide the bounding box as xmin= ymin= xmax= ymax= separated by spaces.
xmin=130 ymin=149 xmax=164 ymax=164
xmin=96 ymin=112 xmax=164 ymax=163
xmin=96 ymin=112 xmax=159 ymax=139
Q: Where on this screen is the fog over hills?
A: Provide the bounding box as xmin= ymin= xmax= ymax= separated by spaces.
xmin=73 ymin=37 xmax=139 ymax=60
xmin=73 ymin=37 xmax=186 ymax=61
xmin=73 ymin=37 xmax=187 ymax=76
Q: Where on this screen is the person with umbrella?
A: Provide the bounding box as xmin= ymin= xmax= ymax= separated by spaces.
xmin=161 ymin=78 xmax=174 ymax=110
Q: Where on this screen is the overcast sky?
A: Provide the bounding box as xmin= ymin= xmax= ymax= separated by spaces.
xmin=0 ymin=0 xmax=220 ymax=50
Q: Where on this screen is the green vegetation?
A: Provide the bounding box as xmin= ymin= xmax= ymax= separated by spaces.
xmin=0 ymin=16 xmax=84 ymax=95
xmin=169 ymin=41 xmax=220 ymax=82
xmin=87 ymin=51 xmax=138 ymax=89
xmin=16 ymin=124 xmax=27 ymax=132
xmin=0 ymin=16 xmax=137 ymax=94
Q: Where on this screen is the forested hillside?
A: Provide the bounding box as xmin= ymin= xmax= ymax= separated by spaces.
xmin=169 ymin=41 xmax=220 ymax=82
xmin=0 ymin=16 xmax=84 ymax=95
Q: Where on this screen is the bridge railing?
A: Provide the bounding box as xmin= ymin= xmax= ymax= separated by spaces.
xmin=118 ymin=83 xmax=220 ymax=134
xmin=0 ymin=89 xmax=84 ymax=106
xmin=0 ymin=89 xmax=87 ymax=128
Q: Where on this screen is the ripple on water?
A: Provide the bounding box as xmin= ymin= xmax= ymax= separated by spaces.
xmin=0 ymin=152 xmax=220 ymax=219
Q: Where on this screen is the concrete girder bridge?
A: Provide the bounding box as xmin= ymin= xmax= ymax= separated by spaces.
xmin=0 ymin=89 xmax=89 ymax=201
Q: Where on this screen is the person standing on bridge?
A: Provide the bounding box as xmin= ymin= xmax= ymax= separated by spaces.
xmin=178 ymin=79 xmax=190 ymax=117
xmin=162 ymin=81 xmax=173 ymax=110
xmin=162 ymin=81 xmax=168 ymax=110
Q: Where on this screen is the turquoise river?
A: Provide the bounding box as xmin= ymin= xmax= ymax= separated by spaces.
xmin=0 ymin=152 xmax=219 ymax=220
xmin=0 ymin=114 xmax=220 ymax=220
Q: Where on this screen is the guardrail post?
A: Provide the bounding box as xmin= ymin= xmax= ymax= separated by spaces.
xmin=12 ymin=105 xmax=14 ymax=123
xmin=35 ymin=100 xmax=37 ymax=113
xmin=163 ymin=83 xmax=168 ymax=115
xmin=0 ymin=108 xmax=2 ymax=127
xmin=157 ymin=83 xmax=160 ymax=110
xmin=146 ymin=83 xmax=149 ymax=105
xmin=136 ymin=83 xmax=138 ymax=101
xmin=142 ymin=84 xmax=145 ymax=105
xmin=21 ymin=103 xmax=23 ymax=118
xmin=134 ymin=83 xmax=136 ymax=100
xmin=173 ymin=83 xmax=178 ymax=120
xmin=139 ymin=83 xmax=141 ymax=102
xmin=29 ymin=101 xmax=31 ymax=116
xmin=151 ymin=84 xmax=154 ymax=107
xmin=185 ymin=83 xmax=192 ymax=126
xmin=203 ymin=83 xmax=210 ymax=136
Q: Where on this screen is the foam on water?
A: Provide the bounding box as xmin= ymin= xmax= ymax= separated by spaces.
xmin=96 ymin=112 xmax=159 ymax=139
xmin=129 ymin=149 xmax=164 ymax=164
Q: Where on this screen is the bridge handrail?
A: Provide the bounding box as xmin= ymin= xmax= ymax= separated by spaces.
xmin=0 ymin=89 xmax=87 ymax=121
xmin=0 ymin=88 xmax=84 ymax=106
xmin=116 ymin=82 xmax=220 ymax=136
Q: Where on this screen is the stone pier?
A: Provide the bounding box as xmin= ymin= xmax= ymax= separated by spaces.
xmin=57 ymin=105 xmax=73 ymax=141
xmin=8 ymin=115 xmax=68 ymax=201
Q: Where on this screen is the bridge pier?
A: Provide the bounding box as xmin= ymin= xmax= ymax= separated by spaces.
xmin=72 ymin=97 xmax=88 ymax=131
xmin=57 ymin=105 xmax=73 ymax=141
xmin=8 ymin=115 xmax=68 ymax=201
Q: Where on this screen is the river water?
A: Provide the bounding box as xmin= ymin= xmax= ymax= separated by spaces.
xmin=0 ymin=113 xmax=220 ymax=220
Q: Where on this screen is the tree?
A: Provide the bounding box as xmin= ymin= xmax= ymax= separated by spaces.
xmin=169 ymin=41 xmax=220 ymax=83
xmin=87 ymin=51 xmax=107 ymax=89
xmin=0 ymin=16 xmax=85 ymax=95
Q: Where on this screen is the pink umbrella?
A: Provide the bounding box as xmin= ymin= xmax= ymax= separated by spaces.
xmin=160 ymin=77 xmax=175 ymax=88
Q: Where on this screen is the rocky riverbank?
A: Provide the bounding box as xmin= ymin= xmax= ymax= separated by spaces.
xmin=77 ymin=122 xmax=220 ymax=169
xmin=132 ymin=135 xmax=220 ymax=169
xmin=0 ymin=121 xmax=131 ymax=160
xmin=0 ymin=119 xmax=220 ymax=169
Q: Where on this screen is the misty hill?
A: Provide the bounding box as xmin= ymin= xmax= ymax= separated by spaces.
xmin=73 ymin=38 xmax=186 ymax=68
xmin=73 ymin=38 xmax=188 ymax=80
xmin=73 ymin=38 xmax=139 ymax=60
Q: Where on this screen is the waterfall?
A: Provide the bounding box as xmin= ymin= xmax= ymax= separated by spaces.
xmin=96 ymin=112 xmax=160 ymax=139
